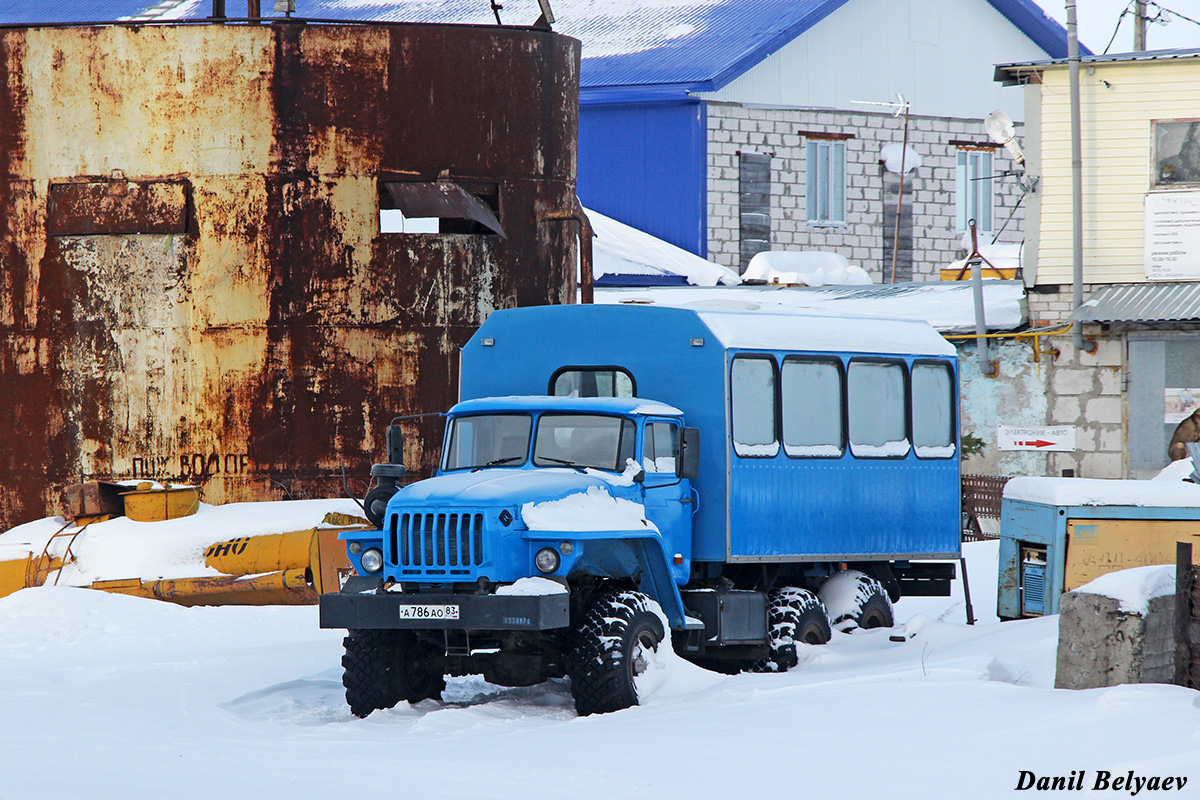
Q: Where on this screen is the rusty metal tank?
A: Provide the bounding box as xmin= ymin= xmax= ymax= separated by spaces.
xmin=0 ymin=20 xmax=581 ymax=530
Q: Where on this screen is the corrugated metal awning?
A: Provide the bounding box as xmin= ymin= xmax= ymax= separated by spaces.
xmin=1073 ymin=282 xmax=1200 ymax=323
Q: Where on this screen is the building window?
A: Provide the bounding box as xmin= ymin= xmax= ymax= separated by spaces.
xmin=1153 ymin=119 xmax=1200 ymax=185
xmin=956 ymin=149 xmax=993 ymax=232
xmin=739 ymin=151 xmax=771 ymax=271
xmin=806 ymin=139 xmax=845 ymax=225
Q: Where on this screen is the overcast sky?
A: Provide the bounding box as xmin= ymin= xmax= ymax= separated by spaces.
xmin=1040 ymin=1 xmax=1200 ymax=53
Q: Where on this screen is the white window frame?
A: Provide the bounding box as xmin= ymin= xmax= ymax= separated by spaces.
xmin=806 ymin=139 xmax=846 ymax=226
xmin=956 ymin=149 xmax=994 ymax=232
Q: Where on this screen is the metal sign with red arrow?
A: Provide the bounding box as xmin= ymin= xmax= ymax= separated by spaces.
xmin=997 ymin=425 xmax=1077 ymax=452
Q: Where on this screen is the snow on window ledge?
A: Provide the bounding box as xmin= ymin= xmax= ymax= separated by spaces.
xmin=915 ymin=444 xmax=956 ymax=459
xmin=734 ymin=441 xmax=781 ymax=458
xmin=784 ymin=443 xmax=843 ymax=458
xmin=850 ymin=439 xmax=911 ymax=458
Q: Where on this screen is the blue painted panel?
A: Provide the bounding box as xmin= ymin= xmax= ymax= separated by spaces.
xmin=578 ymin=101 xmax=707 ymax=257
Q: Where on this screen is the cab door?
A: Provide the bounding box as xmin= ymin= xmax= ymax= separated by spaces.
xmin=640 ymin=418 xmax=693 ymax=583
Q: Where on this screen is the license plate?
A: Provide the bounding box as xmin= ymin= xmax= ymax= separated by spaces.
xmin=398 ymin=604 xmax=460 ymax=620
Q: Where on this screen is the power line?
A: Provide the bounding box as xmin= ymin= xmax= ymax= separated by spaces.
xmin=1102 ymin=2 xmax=1133 ymax=54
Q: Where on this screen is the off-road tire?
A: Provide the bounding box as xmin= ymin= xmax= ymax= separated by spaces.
xmin=342 ymin=629 xmax=446 ymax=718
xmin=818 ymin=570 xmax=895 ymax=633
xmin=569 ymin=590 xmax=665 ymax=716
xmin=749 ymin=587 xmax=831 ymax=673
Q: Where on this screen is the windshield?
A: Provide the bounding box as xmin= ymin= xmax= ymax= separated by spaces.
xmin=533 ymin=414 xmax=636 ymax=472
xmin=444 ymin=414 xmax=532 ymax=470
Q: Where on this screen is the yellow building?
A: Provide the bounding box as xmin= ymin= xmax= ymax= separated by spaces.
xmin=997 ymin=51 xmax=1200 ymax=478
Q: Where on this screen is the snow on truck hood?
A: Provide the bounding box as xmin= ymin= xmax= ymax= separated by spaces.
xmin=395 ymin=468 xmax=643 ymax=509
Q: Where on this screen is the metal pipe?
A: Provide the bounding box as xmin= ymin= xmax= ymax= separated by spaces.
xmin=1067 ymin=0 xmax=1085 ymax=352
xmin=211 ymin=0 xmax=226 ymax=20
xmin=890 ymin=103 xmax=910 ymax=284
xmin=539 ymin=198 xmax=595 ymax=304
xmin=248 ymin=0 xmax=261 ymax=22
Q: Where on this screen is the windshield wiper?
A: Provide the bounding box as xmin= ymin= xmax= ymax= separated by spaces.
xmin=472 ymin=456 xmax=524 ymax=472
xmin=538 ymin=456 xmax=587 ymax=473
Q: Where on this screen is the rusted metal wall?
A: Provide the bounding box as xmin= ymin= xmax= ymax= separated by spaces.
xmin=0 ymin=22 xmax=580 ymax=530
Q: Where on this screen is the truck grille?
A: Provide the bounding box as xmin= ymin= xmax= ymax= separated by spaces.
xmin=389 ymin=511 xmax=485 ymax=577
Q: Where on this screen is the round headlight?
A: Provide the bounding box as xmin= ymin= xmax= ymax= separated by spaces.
xmin=360 ymin=548 xmax=384 ymax=574
xmin=348 ymin=541 xmax=363 ymax=555
xmin=534 ymin=547 xmax=560 ymax=574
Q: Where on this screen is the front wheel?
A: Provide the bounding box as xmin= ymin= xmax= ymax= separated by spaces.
xmin=342 ymin=629 xmax=445 ymax=718
xmin=569 ymin=590 xmax=665 ymax=716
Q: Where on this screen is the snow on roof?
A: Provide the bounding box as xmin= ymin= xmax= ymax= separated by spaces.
xmin=1070 ymin=565 xmax=1177 ymax=616
xmin=693 ymin=306 xmax=957 ymax=356
xmin=452 ymin=396 xmax=684 ymax=416
xmin=596 ymin=280 xmax=1026 ymax=335
xmin=1003 ymin=477 xmax=1200 ymax=508
xmin=589 ymin=208 xmax=740 ymax=287
xmin=96 ymin=0 xmax=1076 ymax=93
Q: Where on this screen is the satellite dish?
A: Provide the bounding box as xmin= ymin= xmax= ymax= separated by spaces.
xmin=984 ymin=109 xmax=1026 ymax=167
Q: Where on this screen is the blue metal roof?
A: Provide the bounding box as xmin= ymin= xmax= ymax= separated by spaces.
xmin=0 ymin=1 xmax=151 ymax=22
xmin=0 ymin=0 xmax=1083 ymax=92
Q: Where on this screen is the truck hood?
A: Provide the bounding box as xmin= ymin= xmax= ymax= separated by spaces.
xmin=391 ymin=468 xmax=638 ymax=509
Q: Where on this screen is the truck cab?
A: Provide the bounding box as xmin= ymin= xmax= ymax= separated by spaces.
xmin=320 ymin=304 xmax=960 ymax=716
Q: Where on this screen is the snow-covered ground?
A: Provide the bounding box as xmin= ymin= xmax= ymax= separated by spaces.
xmin=2 ymin=539 xmax=1198 ymax=799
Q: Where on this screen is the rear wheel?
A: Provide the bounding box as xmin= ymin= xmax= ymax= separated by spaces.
xmin=750 ymin=587 xmax=831 ymax=673
xmin=569 ymin=590 xmax=664 ymax=716
xmin=818 ymin=570 xmax=895 ymax=633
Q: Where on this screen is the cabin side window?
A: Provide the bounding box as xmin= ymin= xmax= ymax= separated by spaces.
xmin=912 ymin=362 xmax=956 ymax=458
xmin=847 ymin=360 xmax=910 ymax=458
xmin=781 ymin=357 xmax=844 ymax=457
xmin=550 ymin=367 xmax=635 ymax=398
xmin=731 ymin=355 xmax=780 ymax=458
xmin=643 ymin=422 xmax=680 ymax=474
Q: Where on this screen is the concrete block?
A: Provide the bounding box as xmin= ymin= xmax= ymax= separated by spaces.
xmin=1081 ymin=451 xmax=1123 ymax=478
xmin=1052 ymin=367 xmax=1095 ymax=396
xmin=1080 ymin=337 xmax=1123 ymax=368
xmin=1099 ymin=427 xmax=1124 ymax=452
xmin=1098 ymin=367 xmax=1123 ymax=395
xmin=1085 ymin=396 xmax=1123 ymax=425
xmin=1055 ymin=591 xmax=1176 ymax=689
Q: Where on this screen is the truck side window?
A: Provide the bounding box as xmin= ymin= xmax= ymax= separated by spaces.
xmin=912 ymin=362 xmax=956 ymax=458
xmin=781 ymin=357 xmax=844 ymax=457
xmin=643 ymin=422 xmax=679 ymax=473
xmin=731 ymin=355 xmax=780 ymax=458
xmin=550 ymin=367 xmax=635 ymax=398
xmin=847 ymin=360 xmax=910 ymax=458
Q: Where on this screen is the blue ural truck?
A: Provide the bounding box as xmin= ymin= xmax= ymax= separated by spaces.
xmin=319 ymin=304 xmax=961 ymax=715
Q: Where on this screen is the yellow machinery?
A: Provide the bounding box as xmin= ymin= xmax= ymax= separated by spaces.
xmin=0 ymin=482 xmax=360 ymax=606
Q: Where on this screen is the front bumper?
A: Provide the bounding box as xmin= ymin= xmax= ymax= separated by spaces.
xmin=319 ymin=584 xmax=570 ymax=631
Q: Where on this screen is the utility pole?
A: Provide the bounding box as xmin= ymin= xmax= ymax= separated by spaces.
xmin=1067 ymin=0 xmax=1086 ymax=354
xmin=1134 ymin=0 xmax=1148 ymax=50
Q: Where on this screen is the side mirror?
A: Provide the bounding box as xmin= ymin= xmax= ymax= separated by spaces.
xmin=679 ymin=427 xmax=700 ymax=481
